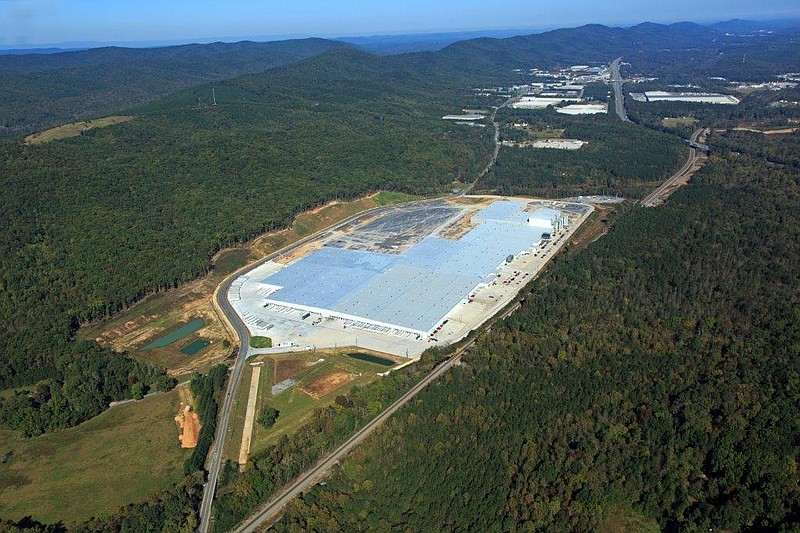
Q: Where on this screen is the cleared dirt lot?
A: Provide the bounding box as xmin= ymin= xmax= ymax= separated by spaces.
xmin=301 ymin=369 xmax=354 ymax=399
xmin=274 ymin=358 xmax=315 ymax=382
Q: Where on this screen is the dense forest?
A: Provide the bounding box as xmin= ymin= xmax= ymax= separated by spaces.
xmin=479 ymin=110 xmax=686 ymax=198
xmin=0 ymin=38 xmax=345 ymax=137
xmin=0 ymin=343 xmax=174 ymax=436
xmin=273 ymin=142 xmax=800 ymax=531
xmin=0 ymin=46 xmax=492 ymax=433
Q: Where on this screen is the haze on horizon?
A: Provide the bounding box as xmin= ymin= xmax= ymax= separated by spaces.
xmin=2 ymin=0 xmax=800 ymax=48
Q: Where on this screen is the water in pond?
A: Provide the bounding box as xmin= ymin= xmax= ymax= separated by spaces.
xmin=143 ymin=318 xmax=205 ymax=349
xmin=347 ymin=352 xmax=395 ymax=366
xmin=181 ymin=338 xmax=211 ymax=355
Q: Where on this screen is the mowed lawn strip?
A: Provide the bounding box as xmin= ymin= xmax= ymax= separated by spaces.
xmin=0 ymin=390 xmax=188 ymax=524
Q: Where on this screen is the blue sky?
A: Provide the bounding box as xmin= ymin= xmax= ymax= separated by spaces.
xmin=2 ymin=0 xmax=799 ymax=46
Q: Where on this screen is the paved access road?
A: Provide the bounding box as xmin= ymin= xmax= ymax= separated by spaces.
xmin=463 ymin=94 xmax=518 ymax=195
xmin=197 ymin=201 xmax=411 ymax=533
xmin=610 ymin=57 xmax=630 ymax=123
xmin=640 ymin=128 xmax=709 ymax=207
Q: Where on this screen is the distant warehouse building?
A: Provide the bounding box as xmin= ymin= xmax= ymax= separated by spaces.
xmin=442 ymin=114 xmax=484 ymax=121
xmin=630 ymin=91 xmax=740 ymax=104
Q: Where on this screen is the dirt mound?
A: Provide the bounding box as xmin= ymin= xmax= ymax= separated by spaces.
xmin=302 ymin=369 xmax=354 ymax=399
xmin=174 ymin=402 xmax=200 ymax=449
xmin=273 ymin=358 xmax=313 ymax=382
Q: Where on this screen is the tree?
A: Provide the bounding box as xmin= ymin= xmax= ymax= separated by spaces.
xmin=257 ymin=406 xmax=280 ymax=429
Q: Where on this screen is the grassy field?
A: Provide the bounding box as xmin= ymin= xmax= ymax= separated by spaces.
xmin=661 ymin=117 xmax=699 ymax=128
xmin=224 ymin=349 xmax=404 ymax=463
xmin=23 ymin=116 xmax=133 ymax=145
xmin=0 ymin=389 xmax=189 ymax=524
xmin=373 ymin=191 xmax=420 ymax=206
xmin=249 ymin=336 xmax=273 ymax=349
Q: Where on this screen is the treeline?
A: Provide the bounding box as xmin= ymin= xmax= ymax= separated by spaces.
xmin=76 ymin=472 xmax=205 ymax=532
xmin=480 ymin=110 xmax=686 ymax=198
xmin=274 ymin=142 xmax=800 ymax=530
xmin=0 ymin=473 xmax=203 ymax=532
xmin=709 ymin=129 xmax=800 ymax=168
xmin=0 ymin=341 xmax=174 ymax=436
xmin=184 ymin=364 xmax=229 ymax=475
xmin=0 ymin=46 xmax=492 ymax=434
xmin=209 ymin=348 xmax=450 ymax=532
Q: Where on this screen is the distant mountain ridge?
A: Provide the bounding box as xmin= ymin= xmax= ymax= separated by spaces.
xmin=0 ymin=38 xmax=346 ymax=136
xmin=4 ymin=19 xmax=800 ymax=137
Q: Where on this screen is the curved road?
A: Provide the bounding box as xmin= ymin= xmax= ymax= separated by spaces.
xmin=640 ymin=128 xmax=708 ymax=207
xmin=200 ymin=93 xmax=515 ymax=531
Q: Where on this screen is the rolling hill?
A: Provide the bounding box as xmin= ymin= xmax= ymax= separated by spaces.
xmin=0 ymin=38 xmax=346 ymax=137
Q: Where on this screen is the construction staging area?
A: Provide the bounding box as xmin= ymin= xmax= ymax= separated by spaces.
xmin=228 ymin=197 xmax=592 ymax=358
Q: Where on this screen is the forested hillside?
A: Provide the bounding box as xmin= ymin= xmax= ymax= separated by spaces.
xmin=0 ymin=38 xmax=344 ymax=136
xmin=0 ymin=47 xmax=492 ymax=431
xmin=275 ymin=144 xmax=800 ymax=530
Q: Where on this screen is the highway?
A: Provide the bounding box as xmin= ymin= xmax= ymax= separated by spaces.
xmin=610 ymin=57 xmax=630 ymax=123
xmin=640 ymin=128 xmax=708 ymax=207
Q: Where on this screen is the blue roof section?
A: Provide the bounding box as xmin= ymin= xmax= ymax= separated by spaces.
xmin=259 ymin=201 xmax=554 ymax=333
xmin=262 ymin=247 xmax=394 ymax=310
xmin=473 ymin=200 xmax=531 ymax=224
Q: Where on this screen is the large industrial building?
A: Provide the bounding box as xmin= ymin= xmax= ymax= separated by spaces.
xmin=629 ymin=91 xmax=740 ymax=104
xmin=255 ymin=201 xmax=566 ymax=337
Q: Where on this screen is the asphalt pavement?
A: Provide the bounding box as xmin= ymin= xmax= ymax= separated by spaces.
xmin=610 ymin=57 xmax=630 ymax=123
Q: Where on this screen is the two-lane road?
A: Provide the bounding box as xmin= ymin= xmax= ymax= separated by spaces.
xmin=640 ymin=128 xmax=709 ymax=207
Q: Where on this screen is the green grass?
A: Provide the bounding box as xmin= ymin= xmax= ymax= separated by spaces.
xmin=0 ymin=390 xmax=188 ymax=524
xmin=661 ymin=117 xmax=699 ymax=128
xmin=373 ymin=191 xmax=420 ymax=206
xmin=249 ymin=350 xmax=400 ymax=454
xmin=23 ymin=116 xmax=134 ymax=145
xmin=249 ymin=336 xmax=273 ymax=349
xmin=213 ymin=248 xmax=252 ymax=277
